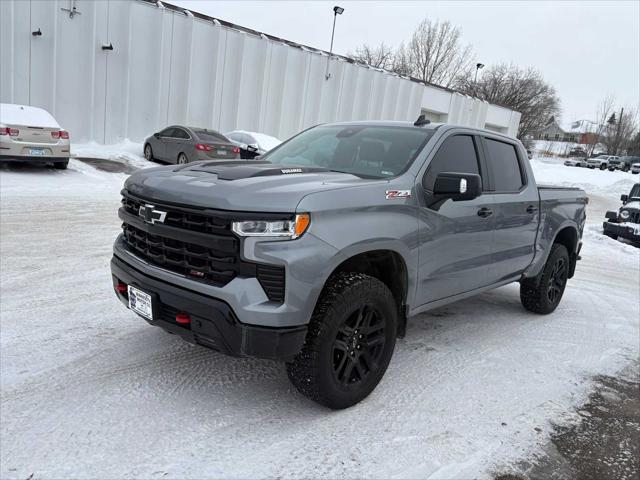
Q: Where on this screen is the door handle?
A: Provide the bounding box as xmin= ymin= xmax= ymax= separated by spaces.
xmin=526 ymin=205 xmax=538 ymax=214
xmin=477 ymin=207 xmax=493 ymax=218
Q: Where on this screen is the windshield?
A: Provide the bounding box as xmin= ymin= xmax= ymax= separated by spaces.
xmin=261 ymin=125 xmax=434 ymax=178
xmin=630 ymin=184 xmax=640 ymax=199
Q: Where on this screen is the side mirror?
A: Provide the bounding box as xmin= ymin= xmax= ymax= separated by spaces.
xmin=621 ymin=194 xmax=628 ymax=203
xmin=605 ymin=211 xmax=618 ymax=221
xmin=154 ymin=132 xmax=160 ymax=139
xmin=432 ymin=172 xmax=482 ymax=201
xmin=246 ymin=144 xmax=259 ymax=152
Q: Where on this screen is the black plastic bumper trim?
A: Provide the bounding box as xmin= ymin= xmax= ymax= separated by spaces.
xmin=111 ymin=255 xmax=306 ymax=361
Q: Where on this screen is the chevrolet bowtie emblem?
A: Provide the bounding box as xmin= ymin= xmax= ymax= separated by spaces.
xmin=138 ymin=204 xmax=167 ymax=225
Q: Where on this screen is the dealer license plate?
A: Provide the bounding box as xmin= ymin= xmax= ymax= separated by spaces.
xmin=217 ymin=149 xmax=227 ymax=156
xmin=128 ymin=286 xmax=153 ymax=320
xmin=30 ymin=148 xmax=45 ymax=156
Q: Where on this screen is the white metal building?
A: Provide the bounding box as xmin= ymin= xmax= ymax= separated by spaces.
xmin=0 ymin=0 xmax=521 ymax=144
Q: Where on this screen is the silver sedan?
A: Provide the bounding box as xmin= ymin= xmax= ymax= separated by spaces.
xmin=143 ymin=126 xmax=240 ymax=164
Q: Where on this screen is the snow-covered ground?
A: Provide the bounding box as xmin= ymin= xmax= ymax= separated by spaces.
xmin=0 ymin=157 xmax=638 ymax=479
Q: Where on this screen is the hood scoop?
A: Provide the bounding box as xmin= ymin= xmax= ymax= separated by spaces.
xmin=189 ymin=161 xmax=329 ymax=181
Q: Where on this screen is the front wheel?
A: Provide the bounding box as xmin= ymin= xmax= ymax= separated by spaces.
xmin=286 ymin=272 xmax=398 ymax=409
xmin=520 ymin=244 xmax=569 ymax=314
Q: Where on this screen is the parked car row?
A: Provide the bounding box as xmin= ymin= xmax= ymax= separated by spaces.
xmin=144 ymin=125 xmax=282 ymax=165
xmin=564 ymin=154 xmax=640 ymax=173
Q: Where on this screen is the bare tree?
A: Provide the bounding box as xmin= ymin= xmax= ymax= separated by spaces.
xmin=601 ymin=107 xmax=638 ymax=155
xmin=348 ymin=43 xmax=395 ymax=69
xmin=405 ymin=19 xmax=473 ymax=88
xmin=347 ymin=18 xmax=473 ymax=88
xmin=457 ymin=63 xmax=560 ymax=143
xmin=585 ymin=95 xmax=615 ymax=156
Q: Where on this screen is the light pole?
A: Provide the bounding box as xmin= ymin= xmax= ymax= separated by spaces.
xmin=325 ymin=6 xmax=344 ymax=80
xmin=474 ymin=63 xmax=484 ymax=83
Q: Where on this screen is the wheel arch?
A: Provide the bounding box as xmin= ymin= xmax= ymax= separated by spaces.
xmin=322 ymin=249 xmax=410 ymax=336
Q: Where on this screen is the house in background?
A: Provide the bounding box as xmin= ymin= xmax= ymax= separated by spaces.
xmin=533 ymin=117 xmax=599 ymax=144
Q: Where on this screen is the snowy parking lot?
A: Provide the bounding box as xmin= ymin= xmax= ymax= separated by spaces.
xmin=1 ymin=155 xmax=638 ymax=479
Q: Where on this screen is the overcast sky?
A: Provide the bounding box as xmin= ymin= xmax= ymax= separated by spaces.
xmin=172 ymin=0 xmax=639 ymax=124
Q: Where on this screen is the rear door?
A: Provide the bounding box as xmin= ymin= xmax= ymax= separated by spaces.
xmin=164 ymin=127 xmax=191 ymax=163
xmin=154 ymin=127 xmax=175 ymax=161
xmin=415 ymin=133 xmax=496 ymax=305
xmin=480 ymin=136 xmax=539 ymax=282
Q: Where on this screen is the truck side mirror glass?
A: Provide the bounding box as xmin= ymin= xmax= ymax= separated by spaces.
xmin=621 ymin=194 xmax=628 ymax=203
xmin=432 ymin=172 xmax=482 ymax=201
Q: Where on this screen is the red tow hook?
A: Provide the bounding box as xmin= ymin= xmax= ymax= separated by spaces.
xmin=175 ymin=313 xmax=191 ymax=325
xmin=115 ymin=283 xmax=127 ymax=294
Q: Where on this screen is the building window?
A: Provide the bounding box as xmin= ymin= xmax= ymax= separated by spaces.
xmin=554 ymin=133 xmax=560 ymax=140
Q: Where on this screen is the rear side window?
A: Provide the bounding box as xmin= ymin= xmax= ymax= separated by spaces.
xmin=195 ymin=130 xmax=228 ymax=143
xmin=159 ymin=127 xmax=175 ymax=137
xmin=485 ymin=138 xmax=524 ymax=192
xmin=423 ymin=135 xmax=480 ymax=190
xmin=173 ymin=128 xmax=190 ymax=139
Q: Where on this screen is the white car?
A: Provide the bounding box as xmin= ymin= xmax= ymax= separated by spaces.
xmin=632 ymin=163 xmax=640 ymax=174
xmin=225 ymin=130 xmax=282 ymax=159
xmin=564 ymin=157 xmax=585 ymax=167
xmin=585 ymin=154 xmax=618 ymax=170
xmin=0 ymin=103 xmax=70 ymax=169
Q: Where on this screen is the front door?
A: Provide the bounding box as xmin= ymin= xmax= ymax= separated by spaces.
xmin=416 ymin=133 xmax=496 ymax=306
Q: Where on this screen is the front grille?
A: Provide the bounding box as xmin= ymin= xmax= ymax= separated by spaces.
xmin=630 ymin=211 xmax=640 ymax=224
xmin=120 ymin=191 xmax=286 ymax=302
xmin=123 ymin=223 xmax=237 ymax=286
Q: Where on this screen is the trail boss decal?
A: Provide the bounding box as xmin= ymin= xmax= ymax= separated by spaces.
xmin=385 ymin=189 xmax=411 ymax=200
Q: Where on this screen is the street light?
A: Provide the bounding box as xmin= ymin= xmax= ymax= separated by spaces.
xmin=325 ymin=5 xmax=344 ymax=80
xmin=474 ymin=63 xmax=485 ymax=83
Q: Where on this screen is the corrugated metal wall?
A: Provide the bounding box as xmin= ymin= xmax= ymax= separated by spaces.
xmin=0 ymin=0 xmax=521 ymax=143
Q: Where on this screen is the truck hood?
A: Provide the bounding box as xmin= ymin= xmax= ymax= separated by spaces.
xmin=622 ymin=200 xmax=640 ymax=211
xmin=124 ymin=160 xmax=377 ymax=212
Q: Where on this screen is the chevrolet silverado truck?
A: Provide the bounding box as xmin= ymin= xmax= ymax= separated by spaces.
xmin=603 ymin=183 xmax=640 ymax=242
xmin=111 ymin=119 xmax=588 ymax=409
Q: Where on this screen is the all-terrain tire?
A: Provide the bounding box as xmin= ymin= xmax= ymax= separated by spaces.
xmin=53 ymin=159 xmax=69 ymax=170
xmin=286 ymin=272 xmax=398 ymax=409
xmin=520 ymin=244 xmax=570 ymax=314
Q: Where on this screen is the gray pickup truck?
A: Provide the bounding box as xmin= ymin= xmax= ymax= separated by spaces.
xmin=111 ymin=119 xmax=587 ymax=409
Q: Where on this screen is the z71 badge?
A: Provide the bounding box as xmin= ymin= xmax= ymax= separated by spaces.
xmin=385 ymin=190 xmax=411 ymax=199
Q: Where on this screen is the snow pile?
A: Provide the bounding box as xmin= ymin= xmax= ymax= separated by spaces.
xmin=71 ymin=140 xmax=153 ymax=169
xmin=531 ymin=157 xmax=637 ymax=197
xmin=0 ymin=103 xmax=61 ymax=129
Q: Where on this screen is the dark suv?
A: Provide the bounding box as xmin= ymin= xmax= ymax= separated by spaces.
xmin=608 ymin=156 xmax=640 ymax=172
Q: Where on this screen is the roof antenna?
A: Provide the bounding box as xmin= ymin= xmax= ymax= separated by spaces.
xmin=414 ymin=114 xmax=431 ymax=126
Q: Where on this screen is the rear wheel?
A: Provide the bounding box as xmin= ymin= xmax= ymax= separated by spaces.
xmin=286 ymin=272 xmax=397 ymax=409
xmin=599 ymin=164 xmax=607 ymax=170
xmin=144 ymin=144 xmax=154 ymax=162
xmin=177 ymin=153 xmax=188 ymax=164
xmin=53 ymin=159 xmax=69 ymax=170
xmin=520 ymin=244 xmax=569 ymax=314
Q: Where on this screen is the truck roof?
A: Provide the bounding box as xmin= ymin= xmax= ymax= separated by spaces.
xmin=320 ymin=120 xmax=517 ymax=141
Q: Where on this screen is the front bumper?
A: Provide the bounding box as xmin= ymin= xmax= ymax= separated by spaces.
xmin=603 ymin=221 xmax=640 ymax=241
xmin=111 ymin=255 xmax=307 ymax=361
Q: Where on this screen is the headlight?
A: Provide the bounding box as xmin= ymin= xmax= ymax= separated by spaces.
xmin=620 ymin=210 xmax=630 ymax=220
xmin=232 ymin=213 xmax=310 ymax=239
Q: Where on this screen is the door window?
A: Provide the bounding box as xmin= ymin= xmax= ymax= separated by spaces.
xmin=173 ymin=128 xmax=190 ymax=139
xmin=484 ymin=138 xmax=524 ymax=192
xmin=423 ymin=135 xmax=480 ymax=191
xmin=159 ymin=127 xmax=175 ymax=137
